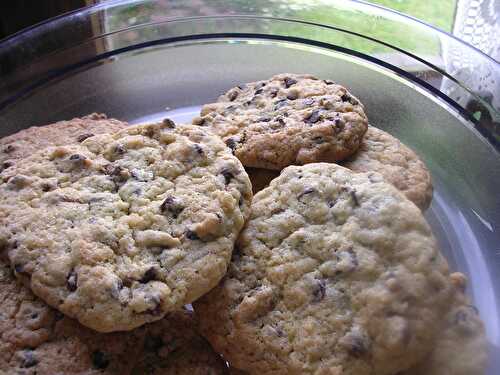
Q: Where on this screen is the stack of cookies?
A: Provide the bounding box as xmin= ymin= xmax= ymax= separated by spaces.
xmin=0 ymin=75 xmax=487 ymax=375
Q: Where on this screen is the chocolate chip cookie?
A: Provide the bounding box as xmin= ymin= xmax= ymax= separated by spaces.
xmin=0 ymin=261 xmax=142 ymax=374
xmin=0 ymin=113 xmax=128 ymax=172
xmin=240 ymin=126 xmax=432 ymax=209
xmin=0 ymin=262 xmax=228 ymax=374
xmin=193 ymin=74 xmax=368 ymax=170
xmin=0 ymin=121 xmax=252 ymax=332
xmin=195 ymin=163 xmax=453 ymax=375
xmin=401 ymin=272 xmax=487 ymax=375
xmin=341 ymin=126 xmax=432 ymax=210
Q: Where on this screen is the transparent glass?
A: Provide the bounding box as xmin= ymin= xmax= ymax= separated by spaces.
xmin=0 ymin=1 xmax=498 ymax=373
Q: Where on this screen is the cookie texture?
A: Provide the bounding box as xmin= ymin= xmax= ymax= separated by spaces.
xmin=195 ymin=163 xmax=453 ymax=375
xmin=0 ymin=113 xmax=128 ymax=171
xmin=194 ymin=74 xmax=368 ymax=170
xmin=245 ymin=168 xmax=279 ymax=195
xmin=341 ymin=126 xmax=432 ymax=210
xmin=0 ymin=262 xmax=228 ymax=374
xmin=0 ymin=121 xmax=252 ymax=332
xmin=401 ymin=273 xmax=487 ymax=375
xmin=131 ymin=309 xmax=228 ymax=375
xmin=0 ymin=261 xmax=142 ymax=374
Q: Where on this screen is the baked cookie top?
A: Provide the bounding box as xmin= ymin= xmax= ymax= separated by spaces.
xmin=0 ymin=113 xmax=128 ymax=171
xmin=0 ymin=121 xmax=252 ymax=332
xmin=0 ymin=262 xmax=143 ymax=374
xmin=194 ymin=74 xmax=368 ymax=170
xmin=341 ymin=126 xmax=433 ymax=210
xmin=0 ymin=262 xmax=228 ymax=374
xmin=402 ymin=273 xmax=487 ymax=375
xmin=195 ymin=163 xmax=453 ymax=375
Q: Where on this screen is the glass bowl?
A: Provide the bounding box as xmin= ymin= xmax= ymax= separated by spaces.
xmin=0 ymin=1 xmax=498 ymax=373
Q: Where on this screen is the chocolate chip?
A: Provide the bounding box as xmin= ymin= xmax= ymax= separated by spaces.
xmin=77 ymin=133 xmax=94 ymax=143
xmin=160 ymin=196 xmax=184 ymax=218
xmin=277 ymin=117 xmax=286 ymax=126
xmin=298 ymin=187 xmax=316 ymax=201
xmin=350 ymin=189 xmax=359 ymax=207
xmin=0 ymin=161 xmax=13 ymax=172
xmin=114 ymin=145 xmax=126 ymax=155
xmin=258 ymin=117 xmax=272 ymax=122
xmin=346 ymin=335 xmax=369 ymax=357
xmin=274 ymin=98 xmax=288 ymax=110
xmin=14 ymin=263 xmax=26 ymax=275
xmin=341 ymin=93 xmax=351 ymax=102
xmin=66 ymin=269 xmax=78 ymax=292
xmin=3 ymin=144 xmax=15 ymax=153
xmin=255 ymin=88 xmax=263 ymax=95
xmin=194 ymin=144 xmax=204 ymax=155
xmin=225 ymin=138 xmax=237 ymax=153
xmin=255 ymin=82 xmax=266 ymax=90
xmin=69 ymin=154 xmax=85 ymax=161
xmin=323 ymin=79 xmax=335 ymax=85
xmin=284 ymin=77 xmax=297 ymax=88
xmin=144 ymin=336 xmax=164 ymax=353
xmin=221 ymin=168 xmax=234 ymax=184
xmin=286 ymin=91 xmax=298 ymax=100
xmin=312 ymin=279 xmax=326 ymax=302
xmin=162 ymin=118 xmax=176 ymax=128
xmin=305 ymin=110 xmax=321 ymax=124
xmin=21 ymin=350 xmax=38 ymax=368
xmin=227 ymin=89 xmax=239 ymax=101
xmin=269 ymin=88 xmax=278 ymax=98
xmin=237 ymin=84 xmax=245 ymax=90
xmin=185 ymin=230 xmax=199 ymax=240
xmin=41 ymin=182 xmax=55 ymax=192
xmin=92 ymin=350 xmax=110 ymax=370
xmin=140 ymin=267 xmax=158 ymax=283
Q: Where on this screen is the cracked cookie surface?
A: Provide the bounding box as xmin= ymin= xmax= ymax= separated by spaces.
xmin=341 ymin=126 xmax=432 ymax=211
xmin=194 ymin=74 xmax=368 ymax=170
xmin=195 ymin=163 xmax=453 ymax=375
xmin=0 ymin=113 xmax=128 ymax=171
xmin=0 ymin=121 xmax=252 ymax=332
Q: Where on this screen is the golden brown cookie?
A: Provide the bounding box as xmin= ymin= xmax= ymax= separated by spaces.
xmin=194 ymin=74 xmax=368 ymax=170
xmin=401 ymin=273 xmax=487 ymax=375
xmin=0 ymin=261 xmax=142 ymax=374
xmin=0 ymin=113 xmax=128 ymax=172
xmin=0 ymin=121 xmax=252 ymax=332
xmin=195 ymin=163 xmax=454 ymax=375
xmin=0 ymin=261 xmax=228 ymax=374
xmin=341 ymin=126 xmax=432 ymax=210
